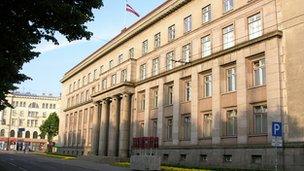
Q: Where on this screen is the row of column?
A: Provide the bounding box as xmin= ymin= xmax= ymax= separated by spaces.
xmin=91 ymin=93 xmax=131 ymax=158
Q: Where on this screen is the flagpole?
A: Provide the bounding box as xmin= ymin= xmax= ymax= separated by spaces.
xmin=124 ymin=0 xmax=127 ymax=28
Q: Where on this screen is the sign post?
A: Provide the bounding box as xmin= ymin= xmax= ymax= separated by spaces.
xmin=272 ymin=122 xmax=283 ymax=171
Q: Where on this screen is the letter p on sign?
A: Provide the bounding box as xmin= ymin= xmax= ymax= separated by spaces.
xmin=272 ymin=122 xmax=282 ymax=137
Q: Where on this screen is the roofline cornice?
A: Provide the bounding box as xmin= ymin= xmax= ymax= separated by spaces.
xmin=61 ymin=0 xmax=191 ymax=83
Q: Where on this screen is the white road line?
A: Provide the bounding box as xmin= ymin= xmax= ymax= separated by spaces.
xmin=7 ymin=161 xmax=17 ymax=167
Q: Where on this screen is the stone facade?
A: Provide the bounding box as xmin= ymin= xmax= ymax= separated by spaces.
xmin=0 ymin=92 xmax=60 ymax=151
xmin=58 ymin=0 xmax=304 ymax=170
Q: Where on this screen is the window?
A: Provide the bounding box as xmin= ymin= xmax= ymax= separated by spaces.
xmin=139 ymin=64 xmax=147 ymax=80
xmin=152 ymin=89 xmax=158 ymax=108
xmin=142 ymin=40 xmax=148 ymax=55
xmin=166 ymin=84 xmax=173 ymax=105
xmin=129 ymin=48 xmax=134 ymax=59
xmin=87 ymin=73 xmax=91 ymax=83
xmin=248 ymin=13 xmax=262 ymax=40
xmin=152 ymin=58 xmax=160 ymax=76
xmin=200 ymin=154 xmax=208 ymax=162
xmin=73 ymin=82 xmax=76 ymax=91
xmin=118 ymin=54 xmax=123 ymax=64
xmin=223 ymin=155 xmax=232 ymax=163
xmin=102 ymin=78 xmax=107 ymax=90
xmin=184 ymin=80 xmax=191 ymax=102
xmin=99 ymin=65 xmax=103 ymax=75
xmin=226 ymin=109 xmax=237 ymax=136
xmin=227 ymin=67 xmax=236 ymax=92
xmin=0 ymin=129 xmax=5 ymax=136
xmin=109 ymin=60 xmax=113 ymax=69
xmin=223 ymin=0 xmax=233 ymax=13
xmin=184 ymin=15 xmax=192 ymax=33
xmin=253 ymin=58 xmax=266 ymax=86
xmin=154 ymin=33 xmax=161 ymax=49
xmin=201 ymin=35 xmax=212 ymax=57
xmin=253 ymin=105 xmax=267 ymax=134
xmin=168 ymin=25 xmax=176 ymax=41
xmin=182 ymin=115 xmax=191 ymax=140
xmin=251 ymin=155 xmax=262 ymax=164
xmin=202 ymin=5 xmax=211 ymax=23
xmin=182 ymin=44 xmax=191 ymax=63
xmin=166 ymin=51 xmax=174 ymax=70
xmin=139 ymin=93 xmax=145 ymax=111
xmin=82 ymin=76 xmax=86 ymax=86
xmin=77 ymin=79 xmax=80 ymax=88
xmin=138 ymin=122 xmax=144 ymax=137
xmin=121 ymin=69 xmax=127 ymax=82
xmin=180 ymin=154 xmax=187 ymax=161
xmin=166 ymin=117 xmax=173 ymax=140
xmin=203 ymin=113 xmax=212 ymax=137
xmin=223 ymin=25 xmax=234 ymax=49
xmin=204 ymin=74 xmax=212 ymax=97
xmin=93 ymin=69 xmax=97 ymax=80
xmin=151 ymin=119 xmax=158 ymax=137
xmin=111 ymin=74 xmax=117 ymax=86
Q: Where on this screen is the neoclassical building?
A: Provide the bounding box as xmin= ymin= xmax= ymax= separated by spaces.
xmin=0 ymin=92 xmax=60 ymax=151
xmin=58 ymin=0 xmax=304 ymax=170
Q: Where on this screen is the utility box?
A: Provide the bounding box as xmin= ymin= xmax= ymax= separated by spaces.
xmin=130 ymin=137 xmax=161 ymax=171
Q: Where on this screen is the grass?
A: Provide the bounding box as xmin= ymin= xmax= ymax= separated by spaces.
xmin=34 ymin=152 xmax=76 ymax=160
xmin=112 ymin=162 xmax=212 ymax=171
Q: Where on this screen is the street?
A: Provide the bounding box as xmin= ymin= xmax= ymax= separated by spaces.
xmin=0 ymin=151 xmax=130 ymax=171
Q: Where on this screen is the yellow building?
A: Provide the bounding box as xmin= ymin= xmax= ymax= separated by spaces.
xmin=58 ymin=0 xmax=304 ymax=170
xmin=0 ymin=92 xmax=60 ymax=151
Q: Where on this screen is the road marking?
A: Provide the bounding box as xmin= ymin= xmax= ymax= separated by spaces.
xmin=7 ymin=161 xmax=17 ymax=167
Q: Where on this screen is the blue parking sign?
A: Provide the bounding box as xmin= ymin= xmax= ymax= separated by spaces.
xmin=272 ymin=122 xmax=282 ymax=137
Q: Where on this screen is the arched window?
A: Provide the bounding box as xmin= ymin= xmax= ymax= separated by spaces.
xmin=10 ymin=130 xmax=15 ymax=137
xmin=33 ymin=131 xmax=38 ymax=139
xmin=0 ymin=129 xmax=5 ymax=137
xmin=25 ymin=131 xmax=30 ymax=138
xmin=29 ymin=102 xmax=39 ymax=108
xmin=17 ymin=131 xmax=22 ymax=138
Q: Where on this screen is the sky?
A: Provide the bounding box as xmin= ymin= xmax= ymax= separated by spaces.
xmin=17 ymin=0 xmax=165 ymax=97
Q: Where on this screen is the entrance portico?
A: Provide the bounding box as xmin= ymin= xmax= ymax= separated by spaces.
xmin=91 ymin=83 xmax=134 ymax=157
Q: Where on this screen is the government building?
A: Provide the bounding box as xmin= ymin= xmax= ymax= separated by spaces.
xmin=58 ymin=0 xmax=304 ymax=170
xmin=0 ymin=92 xmax=60 ymax=151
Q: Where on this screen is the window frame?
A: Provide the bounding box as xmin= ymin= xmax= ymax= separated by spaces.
xmin=168 ymin=24 xmax=176 ymax=42
xmin=202 ymin=4 xmax=211 ymax=23
xmin=184 ymin=15 xmax=192 ymax=33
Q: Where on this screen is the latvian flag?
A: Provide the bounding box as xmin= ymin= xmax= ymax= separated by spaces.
xmin=126 ymin=3 xmax=140 ymax=17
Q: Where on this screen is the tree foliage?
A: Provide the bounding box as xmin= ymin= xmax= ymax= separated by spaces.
xmin=0 ymin=0 xmax=103 ymax=110
xmin=39 ymin=112 xmax=59 ymax=142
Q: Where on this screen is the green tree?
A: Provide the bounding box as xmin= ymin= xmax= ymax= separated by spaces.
xmin=39 ymin=112 xmax=59 ymax=152
xmin=0 ymin=0 xmax=103 ymax=110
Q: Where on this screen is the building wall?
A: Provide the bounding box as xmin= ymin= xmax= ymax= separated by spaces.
xmin=58 ymin=0 xmax=303 ymax=170
xmin=0 ymin=93 xmax=60 ymax=151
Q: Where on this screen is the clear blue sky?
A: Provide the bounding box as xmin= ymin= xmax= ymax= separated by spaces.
xmin=17 ymin=0 xmax=165 ymax=96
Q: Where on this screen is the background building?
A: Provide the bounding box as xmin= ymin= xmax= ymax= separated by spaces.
xmin=58 ymin=0 xmax=304 ymax=170
xmin=0 ymin=92 xmax=60 ymax=151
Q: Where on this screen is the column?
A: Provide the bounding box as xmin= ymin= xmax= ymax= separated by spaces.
xmin=91 ymin=103 xmax=101 ymax=155
xmin=108 ymin=96 xmax=120 ymax=156
xmin=191 ymin=67 xmax=199 ymax=144
xmin=98 ymin=99 xmax=109 ymax=156
xmin=157 ymin=79 xmax=164 ymax=146
xmin=212 ymin=59 xmax=221 ymax=144
xmin=143 ymin=89 xmax=150 ymax=136
xmin=237 ymin=53 xmax=248 ymax=144
xmin=172 ymin=76 xmax=180 ymax=145
xmin=119 ymin=93 xmax=131 ymax=158
xmin=74 ymin=112 xmax=78 ymax=147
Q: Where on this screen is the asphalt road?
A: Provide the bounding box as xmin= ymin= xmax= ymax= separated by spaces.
xmin=0 ymin=151 xmax=130 ymax=171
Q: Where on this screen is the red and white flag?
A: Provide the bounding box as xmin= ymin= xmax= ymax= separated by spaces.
xmin=126 ymin=4 xmax=140 ymax=17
